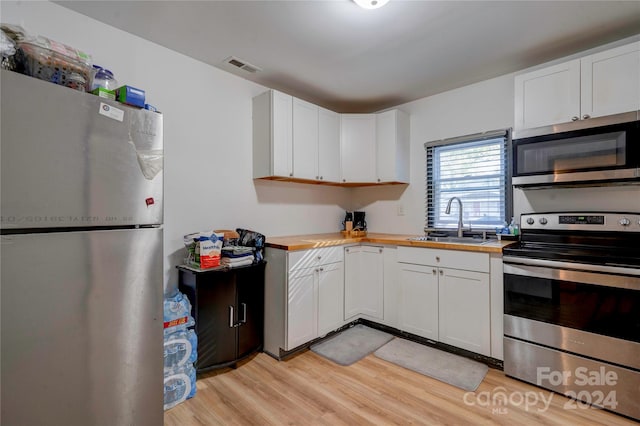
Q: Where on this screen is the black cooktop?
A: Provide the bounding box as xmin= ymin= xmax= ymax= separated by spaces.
xmin=503 ymin=230 xmax=640 ymax=269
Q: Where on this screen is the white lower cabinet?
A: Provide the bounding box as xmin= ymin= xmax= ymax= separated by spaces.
xmin=344 ymin=245 xmax=384 ymax=321
xmin=398 ymin=264 xmax=438 ymax=340
xmin=397 ymin=246 xmax=492 ymax=357
xmin=288 ymin=260 xmax=344 ymax=348
xmin=266 ymin=243 xmax=501 ymax=360
xmin=287 ymin=267 xmax=317 ymax=349
xmin=317 ymin=261 xmax=345 ymax=336
xmin=264 ymin=246 xmax=344 ymax=355
xmin=438 ymin=268 xmax=490 ymax=356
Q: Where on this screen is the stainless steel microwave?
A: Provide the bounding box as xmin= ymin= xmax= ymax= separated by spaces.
xmin=512 ymin=111 xmax=640 ymax=187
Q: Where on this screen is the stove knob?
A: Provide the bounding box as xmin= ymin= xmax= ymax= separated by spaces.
xmin=526 ymin=218 xmax=535 ymax=225
xmin=619 ymin=217 xmax=631 ymax=227
xmin=539 ymin=218 xmax=548 ymax=225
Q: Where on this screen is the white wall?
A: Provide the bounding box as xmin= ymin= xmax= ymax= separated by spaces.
xmin=353 ymin=74 xmax=515 ymax=234
xmin=2 ymin=1 xmax=352 ymax=293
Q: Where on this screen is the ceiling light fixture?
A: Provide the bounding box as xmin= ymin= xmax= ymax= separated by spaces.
xmin=353 ymin=0 xmax=390 ymax=10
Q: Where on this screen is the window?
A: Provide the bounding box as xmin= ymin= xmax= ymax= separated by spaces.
xmin=425 ymin=130 xmax=511 ymax=231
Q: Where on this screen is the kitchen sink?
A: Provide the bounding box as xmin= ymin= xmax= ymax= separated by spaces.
xmin=407 ymin=235 xmax=489 ymax=245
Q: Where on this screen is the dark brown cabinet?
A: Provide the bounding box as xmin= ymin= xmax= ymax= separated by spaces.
xmin=178 ymin=262 xmax=265 ymax=373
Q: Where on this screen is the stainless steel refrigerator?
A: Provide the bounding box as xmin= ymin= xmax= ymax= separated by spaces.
xmin=1 ymin=70 xmax=164 ymax=425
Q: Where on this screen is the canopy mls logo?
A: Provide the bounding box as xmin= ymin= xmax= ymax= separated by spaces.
xmin=463 ymin=366 xmax=619 ymax=415
xmin=463 ymin=387 xmax=553 ymax=415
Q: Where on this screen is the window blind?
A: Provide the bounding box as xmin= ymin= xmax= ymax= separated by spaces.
xmin=425 ymin=131 xmax=510 ymax=231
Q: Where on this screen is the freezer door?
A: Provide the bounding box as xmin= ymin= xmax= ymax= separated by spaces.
xmin=1 ymin=228 xmax=163 ymax=426
xmin=1 ymin=70 xmax=163 ymax=229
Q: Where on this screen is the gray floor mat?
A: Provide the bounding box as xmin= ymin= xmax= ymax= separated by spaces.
xmin=310 ymin=325 xmax=394 ymax=366
xmin=374 ymin=338 xmax=488 ymax=391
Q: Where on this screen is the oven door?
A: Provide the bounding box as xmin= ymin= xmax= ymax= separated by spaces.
xmin=512 ymin=119 xmax=640 ymax=187
xmin=503 ymin=258 xmax=640 ymax=368
xmin=503 ymin=257 xmax=640 ymax=420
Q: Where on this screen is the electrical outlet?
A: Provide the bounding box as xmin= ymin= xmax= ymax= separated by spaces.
xmin=397 ymin=203 xmax=405 ymax=216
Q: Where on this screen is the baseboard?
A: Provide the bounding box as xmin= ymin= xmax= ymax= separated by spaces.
xmin=358 ymin=319 xmax=504 ymax=370
xmin=269 ymin=319 xmax=503 ymax=371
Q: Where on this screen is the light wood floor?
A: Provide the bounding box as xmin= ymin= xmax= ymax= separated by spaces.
xmin=164 ymin=350 xmax=637 ymax=425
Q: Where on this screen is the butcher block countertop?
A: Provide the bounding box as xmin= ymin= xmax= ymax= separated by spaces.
xmin=265 ymin=232 xmax=515 ymax=253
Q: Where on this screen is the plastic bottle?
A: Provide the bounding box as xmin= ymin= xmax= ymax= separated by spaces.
xmin=91 ymin=65 xmax=118 ymax=91
xmin=508 ymin=217 xmax=515 ymax=235
xmin=163 ymin=364 xmax=196 ymax=410
xmin=163 ymin=329 xmax=198 ymax=370
xmin=163 ymin=291 xmax=195 ymax=336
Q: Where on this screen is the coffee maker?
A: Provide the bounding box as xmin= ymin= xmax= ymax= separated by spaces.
xmin=353 ymin=211 xmax=367 ymax=231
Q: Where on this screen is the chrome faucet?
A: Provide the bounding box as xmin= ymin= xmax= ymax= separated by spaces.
xmin=445 ymin=197 xmax=464 ymax=238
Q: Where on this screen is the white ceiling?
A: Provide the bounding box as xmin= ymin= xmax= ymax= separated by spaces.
xmin=56 ymin=0 xmax=640 ymax=113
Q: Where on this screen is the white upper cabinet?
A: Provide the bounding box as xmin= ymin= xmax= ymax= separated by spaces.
xmin=581 ymin=42 xmax=640 ymax=119
xmin=376 ymin=109 xmax=410 ymax=183
xmin=254 ymin=91 xmax=340 ymax=183
xmin=340 ymin=114 xmax=377 ymax=183
xmin=318 ymin=107 xmax=341 ymax=183
xmin=254 ymin=90 xmax=410 ymax=186
xmin=292 ymin=98 xmax=319 ymax=180
xmin=514 ymin=60 xmax=581 ymax=131
xmin=253 ymin=90 xmax=293 ymax=178
xmin=515 ymin=41 xmax=640 ymax=132
xmin=340 ymin=110 xmax=410 ymax=184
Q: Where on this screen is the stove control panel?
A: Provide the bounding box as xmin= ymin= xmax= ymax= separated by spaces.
xmin=520 ymin=213 xmax=640 ymax=232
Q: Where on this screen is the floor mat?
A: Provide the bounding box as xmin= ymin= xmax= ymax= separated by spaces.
xmin=310 ymin=325 xmax=394 ymax=366
xmin=374 ymin=338 xmax=488 ymax=391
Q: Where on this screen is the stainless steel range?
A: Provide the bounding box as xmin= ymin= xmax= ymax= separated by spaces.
xmin=503 ymin=212 xmax=640 ymax=421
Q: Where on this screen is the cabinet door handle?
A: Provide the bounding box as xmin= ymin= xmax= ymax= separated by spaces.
xmin=432 ymin=269 xmax=437 ymax=275
xmin=289 ymin=173 xmax=293 ymax=177
xmin=379 ymin=248 xmax=383 ymax=253
xmin=435 ymin=256 xmax=440 ymax=262
xmin=582 ymin=114 xmax=591 ymax=119
xmin=240 ymin=303 xmax=247 ymax=324
xmin=439 ymin=270 xmax=444 ymax=276
xmin=319 ymin=267 xmax=324 ymax=272
xmin=571 ymin=116 xmax=579 ymax=121
xmin=316 ymin=176 xmax=319 ymax=179
xmin=320 ymin=176 xmax=323 ymax=180
xmin=229 ymin=305 xmax=235 ymax=328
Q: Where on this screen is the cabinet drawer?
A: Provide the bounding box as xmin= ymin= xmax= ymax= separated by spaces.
xmin=288 ymin=246 xmax=344 ymax=272
xmin=397 ymin=246 xmax=489 ymax=273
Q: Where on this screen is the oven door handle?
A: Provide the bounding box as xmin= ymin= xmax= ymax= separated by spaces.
xmin=504 ymin=261 xmax=640 ymax=291
xmin=503 ymin=256 xmax=640 ymax=277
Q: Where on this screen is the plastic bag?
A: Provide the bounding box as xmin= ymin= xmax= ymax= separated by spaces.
xmin=163 ymin=291 xmax=195 ymax=336
xmin=163 ymin=364 xmax=196 ymax=410
xmin=163 ymin=329 xmax=197 ymax=370
xmin=236 ymin=228 xmax=265 ymax=262
xmin=183 ymin=231 xmax=224 ymax=269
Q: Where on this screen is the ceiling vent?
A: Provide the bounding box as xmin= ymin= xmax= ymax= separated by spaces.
xmin=223 ymin=56 xmax=262 ymax=73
